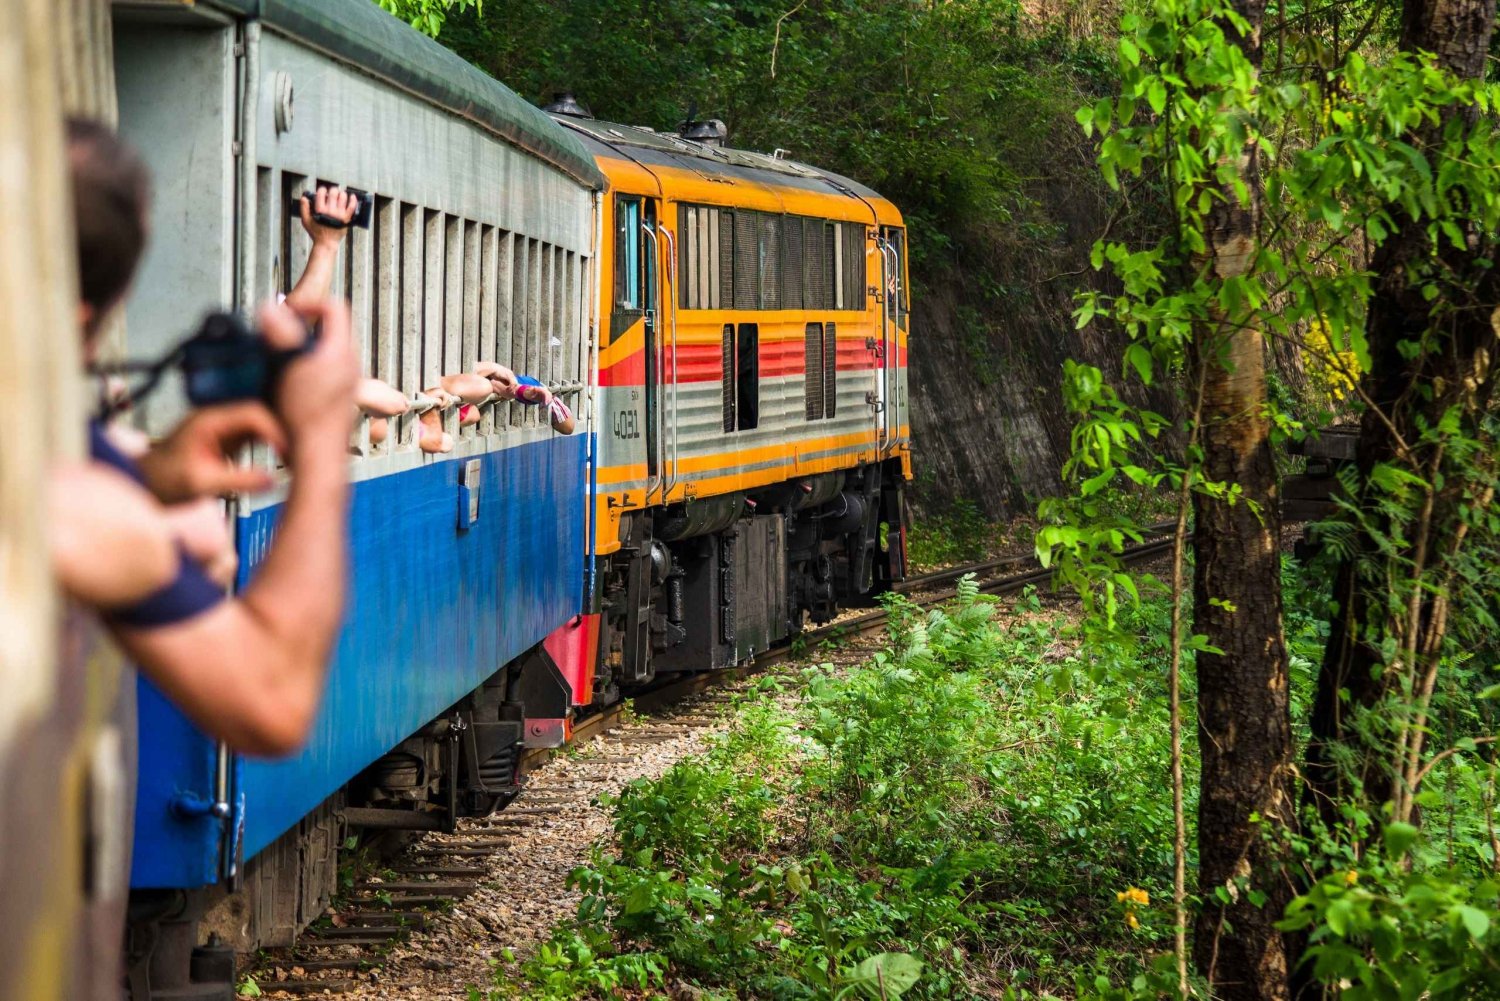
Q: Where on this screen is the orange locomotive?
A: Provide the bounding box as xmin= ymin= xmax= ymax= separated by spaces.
xmin=549 ymin=100 xmax=912 ymax=702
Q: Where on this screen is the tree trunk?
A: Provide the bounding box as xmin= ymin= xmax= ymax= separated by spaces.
xmin=1188 ymin=1 xmax=1295 ymax=997
xmin=1303 ymin=0 xmax=1498 ymax=833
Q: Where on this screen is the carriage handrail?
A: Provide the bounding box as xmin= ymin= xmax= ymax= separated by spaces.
xmin=641 ymin=223 xmax=665 ymax=504
xmin=656 ymin=221 xmax=680 ymax=502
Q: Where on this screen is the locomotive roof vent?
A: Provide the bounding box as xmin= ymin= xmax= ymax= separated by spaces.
xmin=679 ymin=118 xmax=728 ymax=147
xmin=543 ymin=91 xmax=593 ymax=119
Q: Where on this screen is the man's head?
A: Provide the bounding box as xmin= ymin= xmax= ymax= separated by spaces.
xmin=67 ymin=117 xmax=151 ymax=345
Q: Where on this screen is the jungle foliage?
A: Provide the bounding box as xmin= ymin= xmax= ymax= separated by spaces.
xmin=1038 ymin=0 xmax=1500 ymax=994
xmin=437 ymin=0 xmax=1117 ymax=292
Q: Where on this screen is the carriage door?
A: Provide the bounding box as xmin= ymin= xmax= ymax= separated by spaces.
xmin=876 ymin=227 xmax=906 ymax=452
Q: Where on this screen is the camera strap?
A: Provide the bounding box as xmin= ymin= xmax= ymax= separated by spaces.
xmin=88 ymin=347 xmax=182 ymax=422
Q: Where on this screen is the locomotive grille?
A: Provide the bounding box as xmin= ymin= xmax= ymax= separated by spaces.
xmin=843 ymin=224 xmax=867 ymax=308
xmin=810 ymin=222 xmax=834 ymax=309
xmin=825 ymin=322 xmax=838 ymax=417
xmin=733 ymin=211 xmax=758 ymax=310
xmin=805 ymin=322 xmax=824 ymax=420
xmin=719 ymin=211 xmax=735 ymax=308
xmin=721 ymin=323 xmax=736 ymax=432
xmin=782 ymin=217 xmax=804 ymax=310
xmin=759 ymin=214 xmax=781 ymax=310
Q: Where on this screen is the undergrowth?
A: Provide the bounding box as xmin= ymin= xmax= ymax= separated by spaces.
xmin=480 ymin=557 xmax=1500 ymax=999
xmin=485 ymin=581 xmax=1190 ymax=999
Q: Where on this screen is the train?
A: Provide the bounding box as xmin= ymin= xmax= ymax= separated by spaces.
xmin=108 ymin=2 xmax=910 ymax=997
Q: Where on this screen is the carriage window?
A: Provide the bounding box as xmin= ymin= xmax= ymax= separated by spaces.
xmin=616 ymin=197 xmax=642 ymax=311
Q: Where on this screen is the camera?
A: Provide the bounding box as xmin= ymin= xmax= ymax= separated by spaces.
xmin=180 ymin=312 xmax=317 ymax=406
xmin=295 ymin=184 xmax=372 ymax=229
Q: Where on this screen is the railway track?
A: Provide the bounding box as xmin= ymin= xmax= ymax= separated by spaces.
xmin=247 ymin=530 xmax=1178 ymax=997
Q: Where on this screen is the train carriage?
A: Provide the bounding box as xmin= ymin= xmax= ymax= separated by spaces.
xmin=113 ymin=1 xmax=601 ymax=993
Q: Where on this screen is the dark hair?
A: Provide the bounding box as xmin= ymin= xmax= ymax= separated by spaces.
xmin=66 ymin=117 xmax=151 ymax=315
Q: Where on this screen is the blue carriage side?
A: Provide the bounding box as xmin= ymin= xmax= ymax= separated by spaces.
xmin=116 ymin=0 xmax=604 ymax=898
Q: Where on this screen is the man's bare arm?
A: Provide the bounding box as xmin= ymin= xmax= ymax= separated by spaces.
xmin=50 ymin=463 xmax=178 ymax=608
xmin=112 ymin=300 xmax=358 ymax=756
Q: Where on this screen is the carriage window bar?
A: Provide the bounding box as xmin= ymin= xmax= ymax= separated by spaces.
xmin=679 ymin=204 xmax=867 ymax=313
xmin=270 ymin=179 xmax=583 ymax=453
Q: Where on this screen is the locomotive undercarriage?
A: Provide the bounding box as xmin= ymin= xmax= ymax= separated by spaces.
xmin=598 ymin=459 xmax=907 ymax=692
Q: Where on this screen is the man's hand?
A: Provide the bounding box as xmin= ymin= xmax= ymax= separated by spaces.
xmin=474 ymin=360 xmax=518 ymax=399
xmin=262 ymin=298 xmax=359 ymax=457
xmin=165 ymin=498 xmax=238 ymax=588
xmin=137 ymin=402 xmax=287 ymax=503
xmin=300 ymin=187 xmax=358 ymax=250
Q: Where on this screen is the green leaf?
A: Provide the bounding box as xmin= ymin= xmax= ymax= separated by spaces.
xmin=1456 ymin=905 xmax=1491 ymax=941
xmin=1124 ymin=343 xmax=1153 ymax=383
xmin=1146 ymin=78 xmax=1167 ymax=115
xmin=1119 ymin=38 xmax=1141 ymax=66
xmin=1325 ymin=897 xmax=1354 ymax=936
xmin=844 ymin=953 xmax=923 ymax=999
xmin=1383 ymin=821 xmax=1419 ymax=860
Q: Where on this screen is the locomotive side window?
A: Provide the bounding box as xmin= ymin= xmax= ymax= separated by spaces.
xmin=882 ymin=226 xmax=907 ymax=328
xmin=616 ymin=197 xmax=643 ymax=312
xmin=736 ymin=322 xmax=759 ymax=431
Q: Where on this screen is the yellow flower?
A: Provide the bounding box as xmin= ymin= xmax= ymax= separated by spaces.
xmin=1304 ymin=317 xmax=1361 ymax=404
xmin=1345 ymin=870 xmax=1359 ymax=886
xmin=1126 ymin=912 xmax=1140 ymax=930
xmin=1117 ymin=886 xmax=1150 ymax=907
